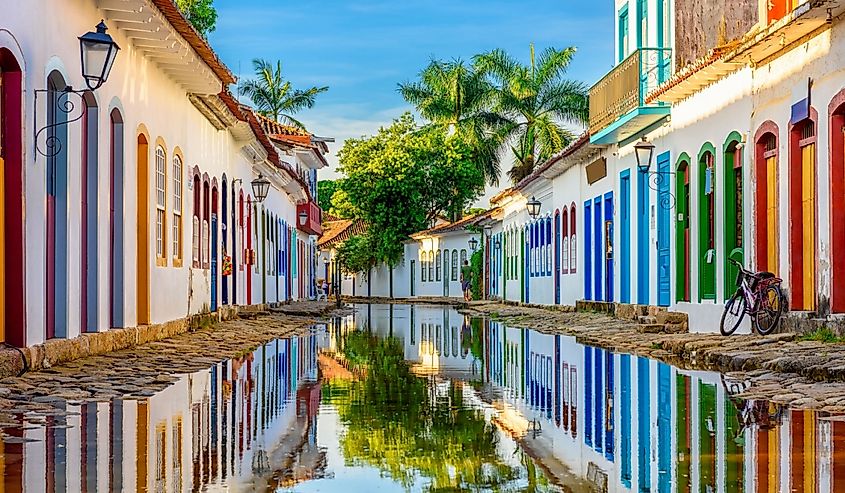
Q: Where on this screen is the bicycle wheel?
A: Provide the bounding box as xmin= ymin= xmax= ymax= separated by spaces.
xmin=755 ymin=284 xmax=784 ymax=335
xmin=721 ymin=291 xmax=747 ymax=336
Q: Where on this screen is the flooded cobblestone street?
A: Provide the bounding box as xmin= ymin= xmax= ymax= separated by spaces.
xmin=1 ymin=304 xmax=844 ymax=492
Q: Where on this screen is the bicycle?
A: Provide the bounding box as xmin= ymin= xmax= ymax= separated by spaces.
xmin=720 ymin=259 xmax=785 ymax=336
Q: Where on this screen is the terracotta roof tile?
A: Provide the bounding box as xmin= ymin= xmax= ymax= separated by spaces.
xmin=149 ymin=0 xmax=236 ymax=85
xmin=412 ymin=212 xmax=486 ymax=238
xmin=515 ymin=133 xmax=590 ymax=191
xmin=318 ymin=219 xmax=368 ymax=248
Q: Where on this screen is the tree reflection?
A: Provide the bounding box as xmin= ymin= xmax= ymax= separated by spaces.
xmin=322 ymin=330 xmax=549 ymax=491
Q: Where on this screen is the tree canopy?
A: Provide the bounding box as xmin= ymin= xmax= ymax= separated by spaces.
xmin=175 ymin=0 xmax=217 ymax=37
xmin=333 ymin=113 xmax=484 ymax=270
xmin=474 ymin=45 xmax=589 ymax=183
xmin=317 ymin=179 xmax=340 ymax=213
xmin=400 ymin=46 xmax=588 ymax=185
xmin=238 ymin=59 xmax=328 ymax=128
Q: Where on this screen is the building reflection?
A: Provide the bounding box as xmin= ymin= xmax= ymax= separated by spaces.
xmin=2 ymin=330 xmax=325 ymax=492
xmin=4 ymin=305 xmax=845 ymax=492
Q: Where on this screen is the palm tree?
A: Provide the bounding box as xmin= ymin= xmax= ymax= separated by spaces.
xmin=474 ymin=45 xmax=589 ymax=183
xmin=398 ymin=59 xmax=509 ymax=186
xmin=238 ymin=59 xmax=328 ymax=128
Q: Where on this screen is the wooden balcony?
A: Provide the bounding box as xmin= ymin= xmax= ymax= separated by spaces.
xmin=296 ymin=201 xmax=322 ymax=236
xmin=589 ymin=48 xmax=672 ymax=144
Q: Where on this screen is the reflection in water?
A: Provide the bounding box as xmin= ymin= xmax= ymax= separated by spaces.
xmin=2 ymin=304 xmax=845 ymax=492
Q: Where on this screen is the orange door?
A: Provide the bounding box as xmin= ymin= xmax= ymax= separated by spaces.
xmin=801 ymin=143 xmax=815 ymax=310
xmin=766 ymin=155 xmax=778 ymax=275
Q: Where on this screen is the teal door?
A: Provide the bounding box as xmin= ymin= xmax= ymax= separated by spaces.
xmin=637 ymin=168 xmax=650 ymax=304
xmin=620 ymin=171 xmax=631 ymax=303
xmin=657 ymin=152 xmax=671 ymax=306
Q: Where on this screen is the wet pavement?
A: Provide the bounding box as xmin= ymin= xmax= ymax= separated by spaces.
xmin=0 ymin=303 xmax=844 ymax=491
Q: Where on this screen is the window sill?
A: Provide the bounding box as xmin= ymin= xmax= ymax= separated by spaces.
xmin=173 ymin=259 xmax=183 ymax=268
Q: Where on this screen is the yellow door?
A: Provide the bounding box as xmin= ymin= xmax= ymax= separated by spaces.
xmin=803 ymin=411 xmax=816 ymax=493
xmin=0 ymin=156 xmax=5 ymax=344
xmin=768 ymin=417 xmax=779 ymax=493
xmin=801 ymin=143 xmax=815 ymax=310
xmin=766 ymin=155 xmax=778 ymax=275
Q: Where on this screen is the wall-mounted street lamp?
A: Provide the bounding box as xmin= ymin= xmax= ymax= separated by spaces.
xmin=79 ymin=21 xmax=120 ymax=91
xmin=35 ymin=21 xmax=120 ymax=157
xmin=251 ymin=174 xmax=271 ymax=203
xmin=468 ymin=237 xmax=479 ymax=252
xmin=634 ymin=136 xmax=676 ymax=210
xmin=634 ymin=136 xmax=656 ymax=174
xmin=526 ymin=196 xmax=541 ymax=219
xmin=298 ymin=210 xmax=308 ymax=227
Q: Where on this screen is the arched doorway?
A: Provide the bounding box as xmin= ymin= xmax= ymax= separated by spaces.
xmin=221 ymin=175 xmax=228 ymax=305
xmin=830 ymin=97 xmax=845 ymax=313
xmin=109 ymin=108 xmax=125 ymax=328
xmin=210 ymin=180 xmax=218 ymax=311
xmin=81 ymin=92 xmax=98 ymax=333
xmin=697 ymin=144 xmax=717 ymax=301
xmin=754 ymin=123 xmax=779 ymax=277
xmin=46 ymin=70 xmax=69 ymax=338
xmin=789 ymin=112 xmax=817 ymax=311
xmin=723 ymin=132 xmax=744 ymax=297
xmin=675 ymin=154 xmax=691 ymax=302
xmin=0 ymin=48 xmax=25 ymax=347
xmin=136 ymin=132 xmax=150 ymax=325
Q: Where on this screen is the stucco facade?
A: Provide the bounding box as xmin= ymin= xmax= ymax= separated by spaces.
xmin=0 ymin=0 xmax=323 ymax=351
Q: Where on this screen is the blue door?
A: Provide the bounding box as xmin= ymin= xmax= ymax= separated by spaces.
xmin=584 ymin=346 xmax=593 ymax=446
xmin=593 ymin=197 xmax=603 ymax=301
xmin=657 ymin=363 xmax=671 ymax=493
xmin=604 ymin=350 xmax=614 ymax=460
xmin=604 ymin=192 xmax=614 ymax=302
xmin=637 ymin=168 xmax=650 ymax=304
xmin=657 ymin=152 xmax=671 ymax=306
xmin=524 ymin=226 xmax=530 ymax=303
xmin=584 ymin=201 xmax=592 ymax=300
xmin=620 ymin=171 xmax=631 ymax=303
xmin=211 ymin=213 xmax=218 ymax=311
xmin=620 ymin=355 xmax=632 ymax=488
xmin=555 ymin=213 xmax=561 ymax=304
xmin=637 ymin=357 xmax=651 ymax=490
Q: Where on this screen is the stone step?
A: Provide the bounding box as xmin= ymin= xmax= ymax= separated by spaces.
xmin=663 ymin=322 xmax=689 ymax=334
xmin=638 ymin=315 xmax=658 ymax=325
xmin=636 ymin=324 xmax=667 ymax=334
xmin=656 ymin=311 xmax=688 ymax=325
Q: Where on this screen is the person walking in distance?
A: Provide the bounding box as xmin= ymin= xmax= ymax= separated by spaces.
xmin=460 ymin=260 xmax=474 ymax=302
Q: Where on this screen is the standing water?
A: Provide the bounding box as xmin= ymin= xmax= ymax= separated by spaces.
xmin=0 ymin=303 xmax=843 ymax=492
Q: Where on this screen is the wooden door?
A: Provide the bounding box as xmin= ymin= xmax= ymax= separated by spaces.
xmin=766 ymin=154 xmax=778 ymax=274
xmin=801 ymin=142 xmax=816 ymax=310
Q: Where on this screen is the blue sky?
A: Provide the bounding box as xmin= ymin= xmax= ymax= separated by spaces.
xmin=210 ymin=0 xmax=614 ymax=186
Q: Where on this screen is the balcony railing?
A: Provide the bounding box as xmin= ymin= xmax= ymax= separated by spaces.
xmin=589 ymin=48 xmax=672 ymax=136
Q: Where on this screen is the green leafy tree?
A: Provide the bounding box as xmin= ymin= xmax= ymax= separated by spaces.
xmin=399 ymin=59 xmax=509 ymax=185
xmin=336 ymin=113 xmax=484 ymax=267
xmin=334 ymin=235 xmax=376 ymax=274
xmin=238 ymin=59 xmax=328 ymax=128
xmin=474 ymin=45 xmax=589 ymax=183
xmin=317 ymin=179 xmax=340 ymax=212
xmin=175 ymin=0 xmax=217 ymax=37
xmin=322 ymin=331 xmax=538 ymax=491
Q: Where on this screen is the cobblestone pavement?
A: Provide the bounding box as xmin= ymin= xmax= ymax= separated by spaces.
xmin=463 ymin=301 xmax=845 ymax=414
xmin=0 ymin=302 xmax=350 ymax=434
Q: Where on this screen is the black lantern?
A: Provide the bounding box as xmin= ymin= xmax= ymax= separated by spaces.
xmin=469 ymin=237 xmax=479 ymax=252
xmin=251 ymin=174 xmax=271 ymax=203
xmin=635 ymin=136 xmax=655 ymax=174
xmin=298 ymin=210 xmax=308 ymax=226
xmin=494 ymin=237 xmax=501 ymax=250
xmin=79 ymin=21 xmax=120 ymax=91
xmin=526 ymin=196 xmax=541 ymax=219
